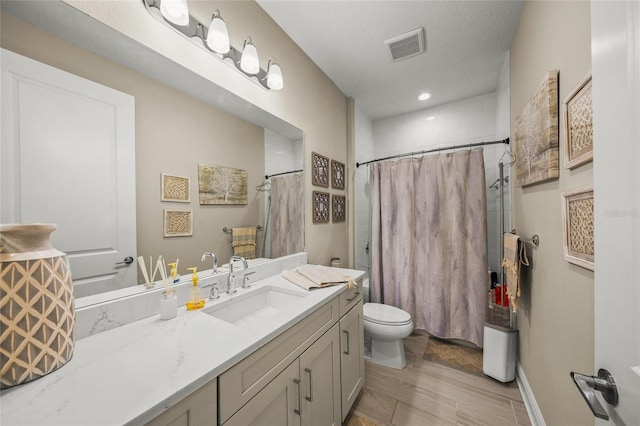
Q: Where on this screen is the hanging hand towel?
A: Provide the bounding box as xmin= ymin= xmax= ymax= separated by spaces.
xmin=231 ymin=227 xmax=256 ymax=259
xmin=501 ymin=232 xmax=529 ymax=312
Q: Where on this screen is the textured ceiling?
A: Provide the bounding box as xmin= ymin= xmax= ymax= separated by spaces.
xmin=257 ymin=1 xmax=524 ymax=120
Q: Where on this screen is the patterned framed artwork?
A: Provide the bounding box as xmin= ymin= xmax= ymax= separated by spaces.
xmin=164 ymin=209 xmax=193 ymax=237
xmin=332 ymin=194 xmax=346 ymax=222
xmin=561 ymin=186 xmax=594 ymax=270
xmin=515 ymin=70 xmax=559 ymax=187
xmin=563 ymin=73 xmax=593 ymax=169
xmin=312 ymin=191 xmax=330 ymax=223
xmin=331 ymin=160 xmax=345 ymax=190
xmin=198 ymin=163 xmax=248 ymax=205
xmin=161 ymin=173 xmax=190 ymax=202
xmin=311 ymin=152 xmax=329 ymax=187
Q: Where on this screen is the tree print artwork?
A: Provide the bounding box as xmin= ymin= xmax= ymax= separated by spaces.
xmin=514 ymin=70 xmax=559 ymax=187
xmin=198 ymin=163 xmax=248 ymax=205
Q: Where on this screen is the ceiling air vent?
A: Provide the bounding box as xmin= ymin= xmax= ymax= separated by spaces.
xmin=384 ymin=27 xmax=426 ymax=62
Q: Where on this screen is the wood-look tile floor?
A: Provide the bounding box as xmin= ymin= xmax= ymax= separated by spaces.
xmin=344 ymin=332 xmax=531 ymax=426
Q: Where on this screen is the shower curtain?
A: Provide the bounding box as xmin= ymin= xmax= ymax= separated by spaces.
xmin=370 ymin=149 xmax=488 ymax=347
xmin=269 ymin=172 xmax=304 ymax=258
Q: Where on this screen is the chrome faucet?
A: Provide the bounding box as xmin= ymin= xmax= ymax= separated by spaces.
xmin=227 ymin=256 xmax=248 ymax=294
xmin=201 ymin=252 xmax=218 ymax=274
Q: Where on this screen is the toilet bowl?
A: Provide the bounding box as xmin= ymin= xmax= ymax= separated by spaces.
xmin=363 ymin=303 xmax=414 ymax=369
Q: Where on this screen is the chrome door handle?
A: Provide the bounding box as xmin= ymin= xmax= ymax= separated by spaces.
xmin=571 ymin=369 xmax=619 ymax=420
xmin=343 ymin=330 xmax=350 ymax=355
xmin=293 ymin=378 xmax=301 ymax=416
xmin=304 ymin=368 xmax=313 ymax=402
xmin=115 ymin=256 xmax=134 ymax=265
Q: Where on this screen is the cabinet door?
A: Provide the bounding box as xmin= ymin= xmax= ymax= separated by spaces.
xmin=224 ymin=360 xmax=301 ymax=426
xmin=340 ymin=301 xmax=365 ymax=421
xmin=299 ymin=323 xmax=341 ymax=426
xmin=145 ymin=379 xmax=217 ymax=426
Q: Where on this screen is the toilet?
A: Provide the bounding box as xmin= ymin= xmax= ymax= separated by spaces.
xmin=363 ymin=302 xmax=414 ymax=369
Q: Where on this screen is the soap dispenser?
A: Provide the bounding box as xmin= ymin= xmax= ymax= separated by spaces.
xmin=185 ymin=267 xmax=205 ymax=311
xmin=168 ymin=261 xmax=180 ymax=284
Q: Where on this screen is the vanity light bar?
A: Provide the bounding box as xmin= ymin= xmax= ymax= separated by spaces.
xmin=143 ymin=0 xmax=281 ymax=91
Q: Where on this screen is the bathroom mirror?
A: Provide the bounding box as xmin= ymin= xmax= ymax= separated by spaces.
xmin=0 ymin=1 xmax=305 ymax=303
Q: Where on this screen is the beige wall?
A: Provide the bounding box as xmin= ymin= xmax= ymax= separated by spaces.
xmin=1 ymin=0 xmax=350 ymax=273
xmin=510 ymin=2 xmax=593 ymax=424
xmin=1 ymin=12 xmax=265 ymax=274
xmin=61 ymin=0 xmax=349 ymax=267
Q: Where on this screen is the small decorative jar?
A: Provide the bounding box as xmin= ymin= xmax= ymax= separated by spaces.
xmin=0 ymin=224 xmax=76 ymax=388
xmin=330 ymin=257 xmax=342 ymax=268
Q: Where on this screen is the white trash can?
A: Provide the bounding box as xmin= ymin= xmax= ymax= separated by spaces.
xmin=483 ymin=323 xmax=518 ymax=382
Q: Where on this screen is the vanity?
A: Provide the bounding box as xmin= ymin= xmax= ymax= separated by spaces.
xmin=0 ymin=258 xmax=364 ymax=426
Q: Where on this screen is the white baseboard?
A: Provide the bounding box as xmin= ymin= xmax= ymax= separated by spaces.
xmin=516 ymin=362 xmax=546 ymax=426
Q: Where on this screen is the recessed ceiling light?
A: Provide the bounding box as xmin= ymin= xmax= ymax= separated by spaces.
xmin=418 ymin=92 xmax=431 ymax=101
xmin=427 ymin=116 xmax=436 ymax=121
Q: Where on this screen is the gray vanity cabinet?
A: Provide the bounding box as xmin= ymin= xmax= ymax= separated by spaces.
xmin=145 ymin=379 xmax=217 ymax=426
xmin=299 ymin=323 xmax=342 ymax=426
xmin=224 ymin=324 xmax=342 ymax=426
xmin=223 ymin=360 xmax=301 ymax=426
xmin=340 ymin=301 xmax=365 ymax=421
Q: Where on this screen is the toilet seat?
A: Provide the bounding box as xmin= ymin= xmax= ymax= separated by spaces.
xmin=364 ymin=303 xmax=412 ymax=326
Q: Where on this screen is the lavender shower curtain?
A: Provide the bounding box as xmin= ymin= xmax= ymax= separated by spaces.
xmin=370 ymin=149 xmax=488 ymax=347
xmin=269 ymin=173 xmax=304 ymax=258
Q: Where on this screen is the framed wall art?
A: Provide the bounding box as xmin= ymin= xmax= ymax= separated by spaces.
xmin=561 ymin=186 xmax=594 ymax=270
xmin=163 ymin=209 xmax=193 ymax=237
xmin=311 ymin=152 xmax=329 ymax=187
xmin=312 ymin=191 xmax=330 ymax=223
xmin=332 ymin=194 xmax=346 ymax=222
xmin=198 ymin=163 xmax=248 ymax=205
xmin=563 ymin=73 xmax=593 ymax=169
xmin=515 ymin=70 xmax=559 ymax=187
xmin=331 ymin=160 xmax=345 ymax=190
xmin=161 ymin=173 xmax=190 ymax=202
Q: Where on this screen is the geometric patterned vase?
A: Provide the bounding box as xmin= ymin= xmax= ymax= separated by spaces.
xmin=0 ymin=223 xmax=75 ymax=388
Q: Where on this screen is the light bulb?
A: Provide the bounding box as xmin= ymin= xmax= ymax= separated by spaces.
xmin=160 ymin=0 xmax=189 ymax=26
xmin=418 ymin=92 xmax=431 ymax=101
xmin=240 ymin=38 xmax=260 ymax=75
xmin=206 ymin=11 xmax=230 ymax=54
xmin=266 ymin=60 xmax=283 ymax=90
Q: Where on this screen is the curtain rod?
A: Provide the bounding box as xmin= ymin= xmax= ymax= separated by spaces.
xmin=355 ymin=138 xmax=509 ymax=168
xmin=265 ymin=169 xmax=303 ymax=179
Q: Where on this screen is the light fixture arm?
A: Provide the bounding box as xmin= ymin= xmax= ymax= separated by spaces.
xmin=143 ymin=0 xmax=274 ymax=90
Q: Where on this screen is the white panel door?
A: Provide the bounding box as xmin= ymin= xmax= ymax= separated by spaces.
xmin=589 ymin=1 xmax=640 ymax=424
xmin=1 ymin=48 xmax=136 ymax=298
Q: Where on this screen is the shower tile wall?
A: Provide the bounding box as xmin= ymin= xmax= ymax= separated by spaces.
xmin=264 ymin=129 xmax=303 ymax=176
xmin=354 ymin=103 xmax=376 ymax=273
xmin=355 ymin=92 xmax=510 ymax=278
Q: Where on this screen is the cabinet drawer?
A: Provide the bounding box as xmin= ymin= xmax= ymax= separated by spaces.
xmin=339 ymin=283 xmax=363 ymax=317
xmin=219 ymin=297 xmax=340 ymax=423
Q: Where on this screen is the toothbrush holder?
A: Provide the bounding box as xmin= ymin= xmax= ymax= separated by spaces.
xmin=160 ymin=294 xmax=178 ymax=320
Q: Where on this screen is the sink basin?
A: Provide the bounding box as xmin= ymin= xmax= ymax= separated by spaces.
xmin=203 ymin=286 xmax=307 ymax=327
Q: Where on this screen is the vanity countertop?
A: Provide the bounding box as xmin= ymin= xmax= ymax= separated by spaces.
xmin=0 ymin=267 xmax=365 ymax=426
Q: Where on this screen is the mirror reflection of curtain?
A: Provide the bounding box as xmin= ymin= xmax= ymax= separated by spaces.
xmin=269 ymin=173 xmax=305 ymax=258
xmin=370 ymin=149 xmax=488 ymax=347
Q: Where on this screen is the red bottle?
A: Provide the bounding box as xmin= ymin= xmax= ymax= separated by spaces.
xmin=494 ymin=285 xmax=502 ymax=306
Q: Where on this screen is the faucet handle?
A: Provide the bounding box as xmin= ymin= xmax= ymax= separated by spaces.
xmin=242 ymin=271 xmax=256 ymax=289
xmin=202 ymin=282 xmax=220 ymax=300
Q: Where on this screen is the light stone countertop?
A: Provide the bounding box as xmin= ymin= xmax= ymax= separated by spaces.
xmin=0 ymin=268 xmax=365 ymax=426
